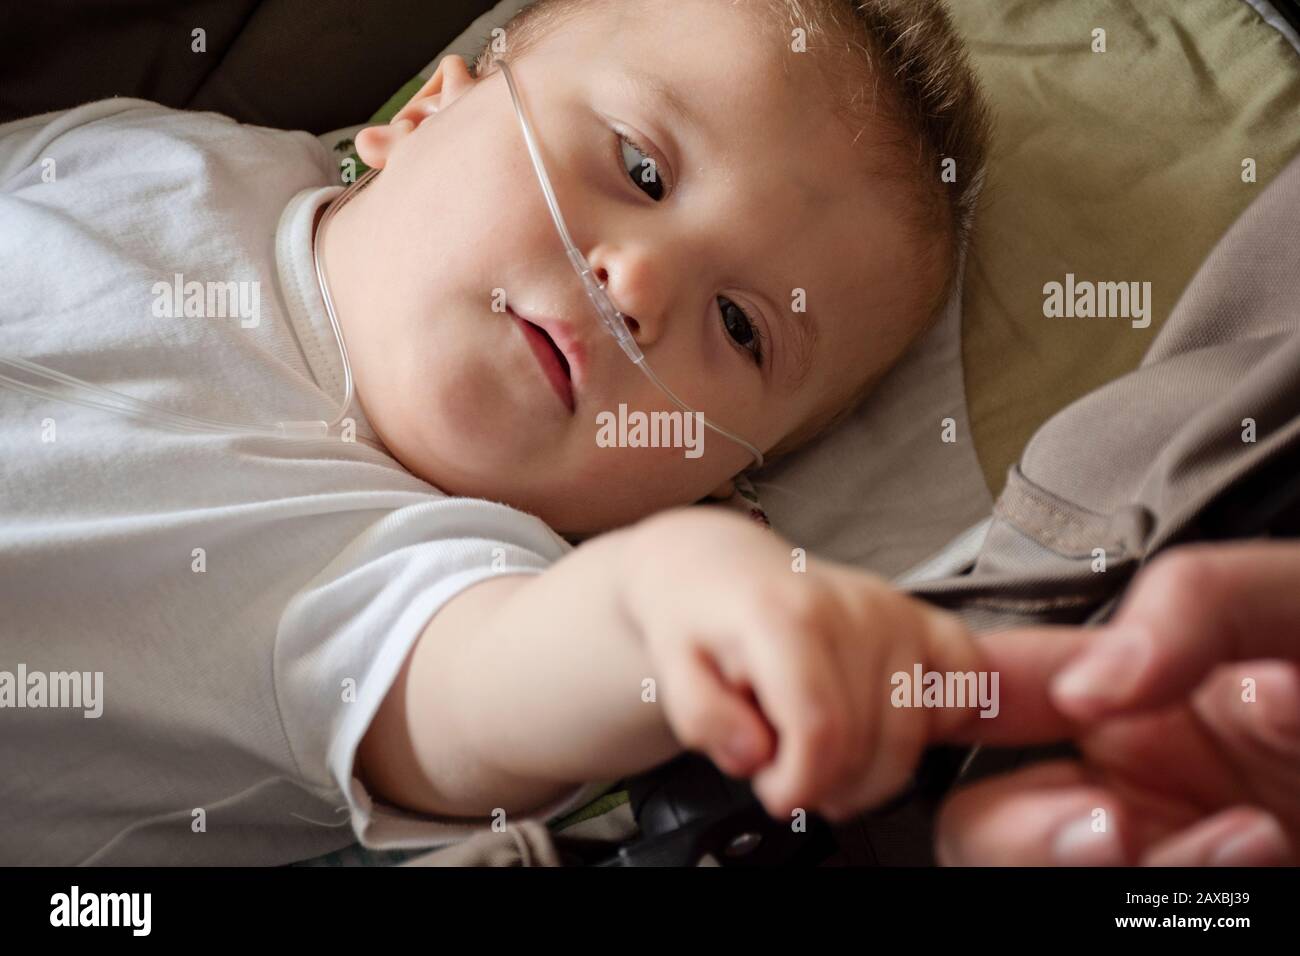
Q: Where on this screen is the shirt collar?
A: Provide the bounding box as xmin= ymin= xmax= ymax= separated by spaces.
xmin=275 ymin=185 xmax=383 ymax=447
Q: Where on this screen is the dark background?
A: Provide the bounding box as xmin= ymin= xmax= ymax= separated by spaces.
xmin=0 ymin=0 xmax=501 ymax=133
xmin=4 ymin=0 xmax=1299 ymax=134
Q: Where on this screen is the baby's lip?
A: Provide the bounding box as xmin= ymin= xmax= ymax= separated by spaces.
xmin=508 ymin=307 xmax=587 ymax=394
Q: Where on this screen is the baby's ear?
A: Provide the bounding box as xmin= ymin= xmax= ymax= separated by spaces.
xmin=355 ymin=55 xmax=476 ymax=169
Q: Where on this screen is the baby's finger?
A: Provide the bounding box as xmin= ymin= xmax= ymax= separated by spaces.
xmin=815 ymin=594 xmax=891 ymax=817
xmin=1139 ymin=807 xmax=1294 ymax=866
xmin=660 ymin=643 xmax=775 ymax=778
xmin=746 ymin=613 xmax=854 ymax=819
xmin=822 ymin=625 xmax=932 ymax=815
xmin=827 ymin=606 xmax=990 ymax=814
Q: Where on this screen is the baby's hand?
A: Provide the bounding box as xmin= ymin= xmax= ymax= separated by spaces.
xmin=622 ymin=508 xmax=982 ymax=823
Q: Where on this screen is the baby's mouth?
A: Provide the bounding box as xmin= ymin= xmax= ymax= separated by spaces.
xmin=511 ymin=308 xmax=575 ymax=413
xmin=536 ymin=324 xmax=571 ymax=379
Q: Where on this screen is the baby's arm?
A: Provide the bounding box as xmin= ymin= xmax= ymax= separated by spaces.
xmin=358 ymin=507 xmax=984 ymax=824
xmin=357 ymin=518 xmax=681 ymax=819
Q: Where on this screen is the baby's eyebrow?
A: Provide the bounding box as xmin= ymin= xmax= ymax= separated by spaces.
xmin=618 ymin=68 xmax=706 ymax=143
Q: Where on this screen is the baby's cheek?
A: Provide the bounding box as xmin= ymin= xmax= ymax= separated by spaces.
xmin=424 ymin=351 xmax=506 ymax=430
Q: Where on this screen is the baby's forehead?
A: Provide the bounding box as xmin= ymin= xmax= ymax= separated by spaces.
xmin=568 ymin=0 xmax=802 ymax=92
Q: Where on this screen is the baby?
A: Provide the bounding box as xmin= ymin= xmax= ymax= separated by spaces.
xmin=0 ymin=0 xmax=990 ymax=864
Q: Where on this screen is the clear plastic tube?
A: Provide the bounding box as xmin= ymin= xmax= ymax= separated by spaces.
xmin=0 ymin=353 xmax=332 ymax=439
xmin=0 ymin=181 xmax=370 ymax=440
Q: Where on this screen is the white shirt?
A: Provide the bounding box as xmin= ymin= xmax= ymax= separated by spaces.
xmin=0 ymin=99 xmax=610 ymax=865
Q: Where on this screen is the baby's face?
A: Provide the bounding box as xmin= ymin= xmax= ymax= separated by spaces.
xmin=321 ymin=0 xmax=929 ymax=535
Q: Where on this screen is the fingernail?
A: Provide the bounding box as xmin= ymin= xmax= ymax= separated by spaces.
xmin=1210 ymin=817 xmax=1292 ymax=866
xmin=390 ymin=118 xmax=415 ymax=134
xmin=1052 ymin=816 xmax=1126 ymax=865
xmin=1053 ymin=626 xmax=1150 ymax=709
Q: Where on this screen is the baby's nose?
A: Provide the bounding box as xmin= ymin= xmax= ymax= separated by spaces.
xmin=588 ymin=258 xmax=664 ymax=348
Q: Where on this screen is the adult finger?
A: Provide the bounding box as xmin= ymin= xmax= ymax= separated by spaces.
xmin=932 ymin=625 xmax=1097 ymax=746
xmin=934 ymin=760 xmax=1145 ymax=866
xmin=1140 ymin=806 xmax=1293 ymax=866
xmin=1052 ymin=541 xmax=1300 ymax=721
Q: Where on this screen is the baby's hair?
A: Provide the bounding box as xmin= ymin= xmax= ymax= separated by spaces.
xmin=472 ymin=0 xmax=992 ymax=464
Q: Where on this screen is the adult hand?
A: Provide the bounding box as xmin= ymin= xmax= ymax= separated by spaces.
xmin=934 ymin=541 xmax=1300 ymax=865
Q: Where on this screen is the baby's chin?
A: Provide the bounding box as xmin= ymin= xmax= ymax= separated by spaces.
xmin=361 ymin=383 xmax=730 ymax=531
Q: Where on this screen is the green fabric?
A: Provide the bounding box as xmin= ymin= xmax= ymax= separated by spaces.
xmin=373 ymin=75 xmax=427 ymax=125
xmin=950 ymin=0 xmax=1300 ymax=495
xmin=551 ymin=788 xmax=630 ymax=831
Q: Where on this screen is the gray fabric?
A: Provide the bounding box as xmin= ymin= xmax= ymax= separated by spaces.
xmin=398 ymin=820 xmax=563 ymax=867
xmin=393 ymin=801 xmax=638 ymax=866
xmin=906 ymin=149 xmax=1300 ymax=629
xmin=894 ymin=518 xmax=991 ymax=588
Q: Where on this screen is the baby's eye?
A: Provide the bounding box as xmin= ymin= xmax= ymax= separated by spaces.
xmin=718 ymin=296 xmax=764 ymax=367
xmin=619 ymin=133 xmax=666 ymax=202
